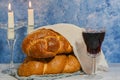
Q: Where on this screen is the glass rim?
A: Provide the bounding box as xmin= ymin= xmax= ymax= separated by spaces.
xmin=83 ymin=27 xmax=106 ymax=33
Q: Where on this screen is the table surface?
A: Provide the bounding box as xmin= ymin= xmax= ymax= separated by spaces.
xmin=0 ymin=63 xmax=120 ymax=80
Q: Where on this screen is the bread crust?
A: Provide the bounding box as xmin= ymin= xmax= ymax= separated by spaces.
xmin=22 ymin=28 xmax=72 ymax=58
xmin=18 ymin=28 xmax=81 ymax=77
xmin=18 ymin=54 xmax=81 ymax=77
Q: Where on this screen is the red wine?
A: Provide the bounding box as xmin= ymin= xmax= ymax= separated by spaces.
xmin=82 ymin=31 xmax=105 ymax=55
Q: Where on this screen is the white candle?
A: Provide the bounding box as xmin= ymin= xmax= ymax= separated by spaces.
xmin=8 ymin=3 xmax=14 ymax=39
xmin=28 ymin=1 xmax=34 ymax=26
xmin=27 ymin=1 xmax=34 ymax=33
xmin=8 ymin=3 xmax=14 ymax=28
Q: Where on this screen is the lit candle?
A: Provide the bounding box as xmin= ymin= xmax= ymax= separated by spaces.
xmin=28 ymin=1 xmax=34 ymax=33
xmin=8 ymin=3 xmax=14 ymax=39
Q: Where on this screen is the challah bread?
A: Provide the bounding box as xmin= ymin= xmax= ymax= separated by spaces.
xmin=18 ymin=54 xmax=81 ymax=77
xmin=22 ymin=28 xmax=72 ymax=58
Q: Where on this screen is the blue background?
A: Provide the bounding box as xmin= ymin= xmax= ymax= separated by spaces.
xmin=0 ymin=0 xmax=120 ymax=63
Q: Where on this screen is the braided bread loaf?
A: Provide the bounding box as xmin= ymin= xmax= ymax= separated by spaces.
xmin=18 ymin=54 xmax=81 ymax=77
xmin=22 ymin=28 xmax=72 ymax=58
xmin=19 ymin=28 xmax=81 ymax=77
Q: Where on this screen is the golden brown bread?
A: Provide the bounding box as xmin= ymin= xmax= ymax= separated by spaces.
xmin=19 ymin=28 xmax=81 ymax=77
xmin=18 ymin=54 xmax=81 ymax=77
xmin=22 ymin=28 xmax=72 ymax=58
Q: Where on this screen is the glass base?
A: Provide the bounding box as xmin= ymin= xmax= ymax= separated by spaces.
xmin=2 ymin=67 xmax=16 ymax=76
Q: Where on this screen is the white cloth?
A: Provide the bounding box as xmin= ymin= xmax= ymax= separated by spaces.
xmin=34 ymin=23 xmax=108 ymax=74
xmin=0 ymin=73 xmax=17 ymax=80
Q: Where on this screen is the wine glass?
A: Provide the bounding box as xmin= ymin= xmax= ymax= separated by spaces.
xmin=82 ymin=27 xmax=105 ymax=78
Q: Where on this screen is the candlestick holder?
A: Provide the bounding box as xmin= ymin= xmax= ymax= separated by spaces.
xmin=2 ymin=39 xmax=16 ymax=75
xmin=1 ymin=21 xmax=26 ymax=75
xmin=2 ymin=38 xmax=16 ymax=75
xmin=27 ymin=25 xmax=34 ymax=34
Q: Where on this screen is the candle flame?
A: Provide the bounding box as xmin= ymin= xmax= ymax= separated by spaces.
xmin=29 ymin=1 xmax=32 ymax=8
xmin=8 ymin=3 xmax=11 ymax=11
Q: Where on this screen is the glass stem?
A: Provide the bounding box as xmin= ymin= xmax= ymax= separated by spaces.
xmin=92 ymin=57 xmax=96 ymax=75
xmin=8 ymin=39 xmax=15 ymax=69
